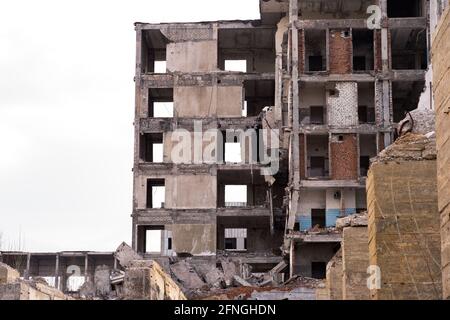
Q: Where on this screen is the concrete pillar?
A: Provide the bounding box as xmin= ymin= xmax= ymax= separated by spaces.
xmin=54 ymin=254 xmax=60 ymax=290
xmin=84 ymin=254 xmax=89 ymax=281
xmin=25 ymin=253 xmax=31 ymax=280
xmin=289 ymin=240 xmax=295 ymax=278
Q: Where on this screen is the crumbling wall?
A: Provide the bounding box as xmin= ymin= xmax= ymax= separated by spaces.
xmin=325 ymin=249 xmax=342 ymax=300
xmin=0 ymin=263 xmax=71 ymax=300
xmin=433 ymin=6 xmax=450 ymax=300
xmin=172 ymin=224 xmax=216 ymax=256
xmin=329 ymin=29 xmax=352 ymax=74
xmin=342 ymin=226 xmax=370 ymax=300
xmin=367 ymin=134 xmax=442 ymax=300
xmin=123 ymin=260 xmax=186 ymax=300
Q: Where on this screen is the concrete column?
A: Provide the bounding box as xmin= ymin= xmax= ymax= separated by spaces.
xmin=289 ymin=240 xmax=295 ymax=278
xmin=54 ymin=254 xmax=60 ymax=290
xmin=84 ymin=254 xmax=89 ymax=281
xmin=25 ymin=253 xmax=31 ymax=280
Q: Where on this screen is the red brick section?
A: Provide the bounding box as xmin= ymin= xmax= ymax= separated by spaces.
xmin=329 ymin=29 xmax=352 ymax=74
xmin=374 ymin=30 xmax=382 ymax=72
xmin=298 ymin=29 xmax=305 ymax=74
xmin=299 ymin=134 xmax=306 ymax=179
xmin=330 ymin=134 xmax=358 ymax=180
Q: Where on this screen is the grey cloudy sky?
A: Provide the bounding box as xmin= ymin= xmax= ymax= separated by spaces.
xmin=0 ymin=0 xmax=260 ymax=252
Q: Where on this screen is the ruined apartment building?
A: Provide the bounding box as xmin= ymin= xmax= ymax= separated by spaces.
xmin=132 ymin=0 xmax=434 ymax=278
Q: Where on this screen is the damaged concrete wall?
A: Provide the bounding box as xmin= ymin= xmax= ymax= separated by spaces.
xmin=174 ymin=86 xmax=242 ymax=117
xmin=325 ymin=249 xmax=342 ymax=300
xmin=172 ymin=224 xmax=216 ymax=256
xmin=342 ymin=226 xmax=370 ymax=300
xmin=124 ymin=260 xmax=186 ymax=300
xmin=433 ymin=6 xmax=450 ymax=300
xmin=167 ymin=40 xmax=217 ymax=72
xmin=0 ymin=263 xmax=72 ymax=300
xmin=367 ymin=134 xmax=442 ymax=300
xmin=165 ymin=175 xmax=217 ymax=209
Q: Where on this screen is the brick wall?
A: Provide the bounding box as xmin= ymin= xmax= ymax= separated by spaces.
xmin=329 ymin=29 xmax=352 ymax=74
xmin=330 ymin=134 xmax=358 ymax=180
xmin=367 ymin=160 xmax=442 ymax=300
xmin=298 ymin=29 xmax=305 ymax=74
xmin=342 ymin=226 xmax=370 ymax=300
xmin=374 ymin=30 xmax=382 ymax=72
xmin=433 ymin=7 xmax=450 ymax=300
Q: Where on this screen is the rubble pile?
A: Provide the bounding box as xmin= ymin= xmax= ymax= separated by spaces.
xmin=372 ymin=133 xmax=436 ymax=162
xmin=0 ymin=262 xmax=73 ymax=300
xmin=335 ymin=212 xmax=368 ymax=229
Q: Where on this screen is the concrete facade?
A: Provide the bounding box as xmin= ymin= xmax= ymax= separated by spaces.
xmin=367 ymin=135 xmax=442 ymax=300
xmin=131 ymin=0 xmax=440 ymax=283
xmin=433 ymin=6 xmax=450 ymax=300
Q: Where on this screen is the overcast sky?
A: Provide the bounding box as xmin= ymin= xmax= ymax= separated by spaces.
xmin=0 ymin=0 xmax=260 ymax=252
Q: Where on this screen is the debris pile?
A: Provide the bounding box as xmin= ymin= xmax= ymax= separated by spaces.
xmin=372 ymin=133 xmax=436 ymax=162
xmin=0 ymin=262 xmax=73 ymax=300
xmin=335 ymin=212 xmax=368 ymax=229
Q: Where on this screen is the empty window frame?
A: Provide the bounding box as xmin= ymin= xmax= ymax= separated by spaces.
xmin=391 ymin=28 xmax=427 ymax=70
xmin=140 ymin=133 xmax=163 ymax=163
xmin=224 ymin=228 xmax=247 ymax=251
xmin=310 ymin=106 xmax=325 ymax=124
xmin=154 ymin=60 xmax=167 ymax=73
xmin=387 ymin=0 xmax=423 ymax=17
xmin=146 ymin=179 xmax=165 ymax=209
xmin=244 ymin=80 xmax=275 ymax=117
xmin=299 ymin=83 xmax=327 ymax=125
xmin=305 ymin=30 xmax=327 ymax=72
xmin=225 ymin=185 xmax=248 ymax=207
xmin=141 ymin=30 xmax=168 ymax=74
xmin=222 ymin=132 xmax=243 ymax=163
xmin=224 ymin=60 xmax=247 ymax=72
xmin=149 ymin=88 xmax=174 ymax=118
xmin=146 ymin=229 xmax=162 ymax=254
xmin=311 ymin=209 xmax=326 ymax=228
xmin=218 ymin=28 xmax=275 ymax=73
xmin=358 ymin=82 xmax=375 ymax=124
xmin=311 ymin=262 xmax=327 ymax=279
xmin=392 ymin=81 xmax=425 ymax=122
xmin=353 ymin=30 xmax=374 ymax=71
xmin=359 ymin=134 xmax=377 ymax=176
xmin=307 ymin=135 xmax=329 ymax=177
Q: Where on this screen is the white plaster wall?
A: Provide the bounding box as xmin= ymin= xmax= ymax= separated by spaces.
xmin=326 ymin=188 xmax=356 ymax=210
xmin=299 ymin=189 xmax=326 ymax=214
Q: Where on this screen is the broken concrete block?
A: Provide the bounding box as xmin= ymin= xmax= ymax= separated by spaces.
xmin=79 ymin=279 xmax=95 ymax=299
xmin=0 ymin=262 xmax=20 ymax=284
xmin=94 ymin=265 xmax=111 ymax=297
xmin=233 ymin=275 xmax=252 ymax=287
xmin=124 ymin=261 xmax=186 ymax=300
xmin=115 ymin=242 xmax=142 ymax=268
xmin=220 ymin=259 xmax=237 ymax=287
xmin=170 ymin=260 xmax=205 ymax=290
